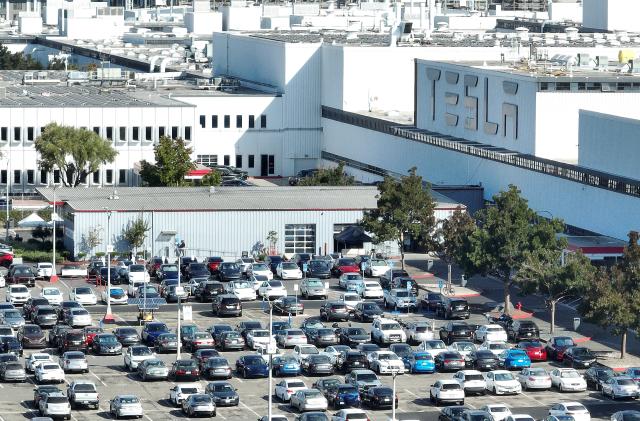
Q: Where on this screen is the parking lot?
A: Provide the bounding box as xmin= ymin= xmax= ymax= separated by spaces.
xmin=1 ymin=271 xmax=640 ymax=420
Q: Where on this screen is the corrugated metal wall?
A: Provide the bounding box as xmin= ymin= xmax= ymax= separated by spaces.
xmin=71 ymin=209 xmax=365 ymax=259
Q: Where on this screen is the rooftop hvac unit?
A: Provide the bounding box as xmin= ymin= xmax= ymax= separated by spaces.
xmin=596 ymin=56 xmax=608 ymax=71
xmin=576 ymin=53 xmax=591 ymax=67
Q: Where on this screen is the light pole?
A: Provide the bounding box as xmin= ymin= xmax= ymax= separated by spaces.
xmin=4 ymin=162 xmax=8 ymax=242
xmin=102 ymin=209 xmax=114 ymax=324
xmin=391 ymin=370 xmax=398 ymax=421
xmin=262 ymin=298 xmax=274 ymax=421
xmin=176 ymin=265 xmax=181 ymax=361
xmin=50 ymin=186 xmax=58 ymax=283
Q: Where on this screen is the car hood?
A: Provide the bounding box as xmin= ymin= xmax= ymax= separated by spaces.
xmin=222 ymin=270 xmax=241 ymax=276
xmin=348 ymin=334 xmax=369 ymax=341
xmin=24 ymin=333 xmax=44 ymax=339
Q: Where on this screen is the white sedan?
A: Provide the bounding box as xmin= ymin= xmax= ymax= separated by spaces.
xmin=429 ymin=379 xmax=465 ymax=405
xmin=368 ymin=350 xmax=405 ymax=374
xmin=475 ymin=324 xmax=508 ymax=343
xmin=26 ymin=353 xmax=54 ymax=373
xmin=247 ymin=263 xmax=273 ymax=280
xmin=69 ymin=287 xmax=98 ymax=305
xmin=485 ymin=370 xmax=522 ymax=395
xmin=548 ymin=402 xmax=591 ymax=421
xmin=294 ymin=344 xmax=320 ymax=362
xmin=276 ymin=262 xmax=302 ymax=280
xmin=516 ymin=367 xmax=552 ymax=390
xmin=225 ymin=280 xmax=255 ymax=301
xmin=67 ymin=308 xmax=92 ymax=328
xmin=101 ymin=287 xmax=128 ymax=305
xmin=333 ymin=409 xmax=370 ymax=421
xmin=357 ymin=281 xmax=384 ymax=299
xmin=258 ymin=280 xmax=288 ymax=300
xmin=479 ymin=341 xmax=511 ymax=356
xmin=274 ymin=379 xmax=307 ymax=402
xmin=366 ymin=259 xmax=389 ymax=277
xmin=479 ymin=404 xmax=512 ymax=421
xmin=339 ymin=293 xmax=363 ymax=311
xmin=35 ymin=363 xmax=65 ymax=384
xmin=40 ymin=287 xmax=63 ymax=306
xmin=550 ymin=368 xmax=587 ymax=392
xmin=124 ymin=345 xmax=156 ymax=371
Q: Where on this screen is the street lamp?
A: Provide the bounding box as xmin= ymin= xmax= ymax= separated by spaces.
xmin=50 ymin=185 xmax=59 ymax=283
xmin=176 ymin=266 xmax=183 ymax=361
xmin=391 ymin=369 xmax=399 ymax=421
xmin=261 ymin=297 xmax=275 ymax=421
xmin=102 ymin=209 xmax=115 ymax=324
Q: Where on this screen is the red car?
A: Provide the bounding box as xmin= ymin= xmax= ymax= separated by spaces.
xmin=516 ymin=340 xmax=547 ymax=361
xmin=545 ymin=336 xmax=576 ymax=361
xmin=83 ymin=326 xmax=104 ymax=346
xmin=0 ymin=251 xmax=13 ymax=268
xmin=331 ymin=258 xmax=360 ymax=277
xmin=147 ymin=257 xmax=164 ymax=277
xmin=207 ymin=257 xmax=224 ymax=273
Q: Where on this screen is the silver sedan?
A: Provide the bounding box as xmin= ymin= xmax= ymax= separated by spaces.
xmin=109 ymin=395 xmax=143 ymax=419
xmin=181 ymin=394 xmax=216 ymax=417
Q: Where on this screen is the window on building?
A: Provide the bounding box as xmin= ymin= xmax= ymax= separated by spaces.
xmin=132 ymin=127 xmax=139 ymax=141
xmin=260 ymin=115 xmax=267 ymax=128
xmin=0 ymin=127 xmax=6 ymax=141
xmin=106 ymin=127 xmax=113 ymax=140
xmin=145 ymin=126 xmax=152 ymax=141
xmin=40 ymin=170 xmax=47 ymax=185
xmin=212 ymin=115 xmax=218 ymax=128
xmin=27 ymin=127 xmax=34 ymax=141
xmin=26 ymin=170 xmax=34 ymax=185
xmin=224 ymin=115 xmax=230 ymax=128
xmin=196 ymin=155 xmax=217 ymax=167
xmin=199 ymin=115 xmax=206 ymax=128
xmin=223 ymin=155 xmax=230 ymax=166
xmin=93 ymin=127 xmax=100 ymax=135
xmin=171 ymin=126 xmax=178 ymax=139
xmin=53 ymin=170 xmax=60 ymax=184
xmin=105 ymin=169 xmax=113 ymax=184
xmin=235 ymin=155 xmax=242 ymax=168
xmin=248 ymin=155 xmax=254 ymax=168
xmin=284 ymin=224 xmax=316 ymax=254
xmin=236 ymin=115 xmax=242 ymax=128
xmin=184 ymin=126 xmax=192 ymax=141
xmin=13 ymin=170 xmax=20 ymax=184
xmin=159 ymin=127 xmax=166 ymax=138
xmin=248 ymin=115 xmax=255 ymax=129
xmin=268 ymin=155 xmax=275 ymax=175
xmin=92 ymin=171 xmax=100 ymax=184
xmin=79 ymin=172 xmax=88 ymax=185
xmin=13 ymin=127 xmax=20 ymax=141
xmin=119 ymin=126 xmax=126 ymax=141
xmin=0 ymin=170 xmax=6 ymax=184
xmin=118 ymin=169 xmax=126 ymax=185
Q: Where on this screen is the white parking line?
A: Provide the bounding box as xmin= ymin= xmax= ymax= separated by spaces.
xmin=404 ymin=389 xmax=417 ymax=397
xmin=240 ymin=402 xmax=260 ymax=417
xmin=144 ymin=415 xmax=153 ymax=421
xmin=89 ymin=371 xmax=108 ymax=387
xmin=59 ymin=279 xmax=70 ymax=290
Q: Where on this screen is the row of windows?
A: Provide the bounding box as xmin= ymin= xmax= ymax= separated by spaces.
xmin=199 ymin=114 xmax=267 ymax=130
xmin=1 ymin=169 xmax=129 ymax=185
xmin=0 ymin=126 xmax=192 ymax=142
xmin=196 ymin=154 xmax=261 ymax=170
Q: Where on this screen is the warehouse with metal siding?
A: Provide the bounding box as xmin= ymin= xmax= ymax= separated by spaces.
xmin=38 ymin=186 xmax=461 ymax=260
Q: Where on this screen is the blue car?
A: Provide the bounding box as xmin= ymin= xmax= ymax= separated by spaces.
xmin=236 ymin=355 xmax=269 ymax=378
xmin=272 ymin=355 xmax=301 ymax=376
xmin=499 ymin=349 xmax=531 ymax=370
xmin=407 ymin=352 xmax=436 ymax=373
xmin=326 ymin=384 xmax=361 ymax=408
xmin=142 ymin=322 xmax=170 ymax=345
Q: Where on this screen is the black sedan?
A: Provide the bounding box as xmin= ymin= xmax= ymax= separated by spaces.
xmin=273 ymin=297 xmax=304 ymax=315
xmin=187 ymin=263 xmax=209 ymax=280
xmin=92 ymin=333 xmax=123 ymax=355
xmin=113 ymin=327 xmax=140 ymax=346
xmin=340 ymin=351 xmax=369 ymax=372
xmin=169 ymin=359 xmax=200 ymax=381
xmin=301 ymin=354 xmax=334 ymax=375
xmin=306 ymin=260 xmax=332 ymax=279
xmin=434 ymin=351 xmax=466 ymax=372
xmin=361 ymin=386 xmax=398 ymax=409
xmin=205 ymin=381 xmax=239 ymax=407
xmin=338 ymin=327 xmax=370 ymax=347
xmin=563 ymin=346 xmax=597 ymax=368
xmin=202 ymin=357 xmax=233 ymax=380
xmin=585 ymin=366 xmax=615 ymax=390
xmin=353 ymin=302 xmax=383 ymax=322
xmin=468 ymin=350 xmax=500 ymax=371
xmin=215 ymin=263 xmax=242 ymax=282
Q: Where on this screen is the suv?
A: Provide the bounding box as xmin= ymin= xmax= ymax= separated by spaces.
xmin=195 ymin=281 xmax=225 ymax=302
xmin=390 ymin=277 xmax=418 ymax=295
xmin=39 ymin=393 xmax=71 ymax=419
xmin=6 ymin=284 xmax=30 ymax=306
xmin=300 ymin=278 xmax=328 ymax=300
xmin=507 ymin=320 xmax=540 ymax=341
xmin=437 ymin=297 xmax=470 ymax=320
xmin=371 ymin=318 xmax=406 ymax=345
xmin=211 ymin=295 xmax=242 ymax=317
xmin=383 ymin=289 xmax=417 ymax=311
xmin=59 ymin=330 xmax=88 ymax=353
xmin=33 ymin=305 xmax=59 ymax=328
xmin=345 ymin=369 xmax=382 ymax=393
xmin=439 ymin=322 xmax=474 ymax=345
xmin=379 ymin=269 xmax=409 ymax=290
xmin=7 ymin=265 xmax=35 ymax=287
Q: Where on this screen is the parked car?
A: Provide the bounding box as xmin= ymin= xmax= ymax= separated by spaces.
xmin=92 ymin=333 xmax=122 ymax=355
xmin=141 ymin=322 xmax=170 ymax=345
xmin=109 ymin=395 xmax=144 ymax=419
xmin=344 ymin=369 xmax=382 ymax=393
xmin=332 ymin=258 xmax=360 ymax=277
xmin=290 ymin=389 xmax=328 ymax=412
xmin=258 ymin=280 xmax=288 ymax=300
xmin=306 ymin=261 xmax=332 ymax=279
xmin=169 ymin=384 xmax=202 ymax=407
xmin=33 ymin=305 xmax=59 ymax=328
xmin=338 ymin=273 xmax=363 ymax=290
xmin=69 ymin=287 xmax=97 ymax=306
xmin=247 ymin=263 xmax=273 ymax=280
xmin=35 ymin=362 xmax=65 ymax=384
xmin=277 ymin=262 xmax=303 ymax=280
xmin=59 ymin=330 xmax=88 ymax=353
xmin=113 ymin=327 xmax=140 ymax=346
xmin=169 ymin=359 xmax=200 ymax=381
xmin=309 ymin=328 xmax=339 ymax=348
xmin=0 ymin=361 xmax=26 ymax=382
xmin=434 ymin=351 xmax=466 ymax=372
xmin=498 ymin=349 xmax=531 ymax=370
xmin=468 ymin=350 xmax=500 ymax=371
xmin=215 ymin=262 xmax=243 ymax=282
xmin=26 ymin=352 xmax=54 ymax=373
xmin=273 ymin=296 xmax=304 ymax=315
xmin=60 ymin=351 xmax=88 ymax=373
xmin=550 ymin=368 xmax=588 ymax=392
xmin=421 ymin=292 xmax=444 ymax=312
xmin=101 ymin=287 xmax=128 ymax=305
xmin=137 ymin=358 xmax=169 ymax=381
xmin=365 ymin=259 xmax=389 ymax=277
xmin=507 ymin=320 xmax=540 ymax=342
xmin=440 ymin=322 xmax=474 ymax=345
xmin=276 ymin=328 xmax=308 ymax=348
xmin=300 ymin=278 xmax=328 ymax=299
xmin=202 ymin=357 xmax=232 ymax=380
xmin=383 ymin=289 xmax=417 ymax=311
xmin=224 ymin=280 xmax=255 ymax=301
xmin=236 ymin=355 xmax=269 ymax=378
xmin=602 ymin=377 xmax=640 ymax=400
xmin=475 ymin=324 xmax=508 ymax=343
xmin=124 ymin=345 xmax=156 ymax=371
xmin=417 ymin=339 xmax=448 ymax=357
xmin=181 ymin=394 xmax=216 ymax=417
xmin=7 ymin=265 xmax=35 ymax=287
xmin=206 ymin=257 xmax=224 ymax=273
xmin=515 ymin=340 xmax=547 ymax=362
xmin=0 ymin=308 xmax=25 ymax=329
xmin=320 ymin=301 xmax=349 ymax=322
xmin=406 ymin=351 xmax=436 ymax=373
xmin=563 ymin=346 xmax=597 ymax=368
xmin=18 ymin=324 xmax=46 ymax=348
xmin=40 ymin=287 xmax=63 ymax=306
xmin=545 ymin=336 xmax=576 ymax=361
xmin=484 ymin=370 xmax=522 ymax=396
xmin=353 ymin=302 xmax=383 ymax=322
xmin=585 ymin=366 xmax=615 ymax=390
xmin=272 ymin=355 xmax=302 ymax=377
xmin=548 ymin=402 xmax=591 ymax=421
xmin=217 ymin=331 xmax=245 ymax=351
xmin=438 ymin=297 xmax=470 ymax=320
xmin=430 ymin=379 xmax=465 ymax=406
xmin=211 ymin=294 xmax=243 ymax=317
xmin=275 ymin=379 xmax=308 ymax=402
xmin=39 ymin=393 xmax=71 ymax=419
xmin=368 ymin=350 xmax=405 ymax=375
xmin=33 ymin=385 xmax=62 ymax=408
xmin=452 ymin=369 xmax=487 ymax=396
xmin=6 ymin=284 xmax=30 ymax=306
xmin=301 ymin=354 xmax=334 ymax=375
xmin=206 ymin=380 xmax=239 ymax=406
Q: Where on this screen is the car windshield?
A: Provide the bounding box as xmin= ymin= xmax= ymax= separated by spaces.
xmin=282 ymin=263 xmax=298 ymax=270
xmin=494 ymin=373 xmax=514 ymax=381
xmin=309 ymin=355 xmax=331 ymax=364
xmin=252 ymin=264 xmax=268 ymax=271
xmin=163 ymin=265 xmax=178 ymax=272
xmin=75 ymin=288 xmax=92 ymax=294
xmin=132 ymin=347 xmax=152 ymax=356
xmin=65 ymin=352 xmax=85 ymax=359
xmin=381 ymin=323 xmax=401 ymax=330
xmin=147 ymin=324 xmax=168 ymax=332
xmin=347 ymin=328 xmax=367 ymax=335
xmin=529 ymin=368 xmax=547 ymax=376
xmin=47 ymin=397 xmax=68 ymax=404
xmin=339 ymin=259 xmax=356 ymax=266
xmin=245 ymin=357 xmax=264 ymax=365
xmin=306 ymin=280 xmax=323 ymax=287
xmin=304 ymin=390 xmax=322 ymax=398
xmin=234 ymin=281 xmax=251 ymax=288
xmin=555 ymin=337 xmax=575 ymax=346
xmin=24 ymin=326 xmax=42 ymax=334
xmin=377 ymin=353 xmax=399 ymax=361
xmin=310 ymin=262 xmax=329 ymax=269
xmin=395 ymin=291 xmax=410 ymax=297
xmin=339 ymin=386 xmax=358 ymax=394
xmin=99 ymin=335 xmax=118 ymax=344
xmin=222 ymin=263 xmax=239 ymax=270
xmin=456 ymin=343 xmax=475 ymax=351
xmin=560 ymin=371 xmax=580 ymax=378
xmin=192 ymin=395 xmax=212 ymax=403
xmin=194 ymin=333 xmax=210 ymax=339
xmin=279 ymin=356 xmax=298 ymax=364
xmin=119 ymin=396 xmax=139 ymax=404
xmin=357 ymin=373 xmax=377 ymax=381
xmin=345 ymin=274 xmax=361 ymax=280
xmin=573 ymin=348 xmax=593 ymax=357
xmin=181 ymin=388 xmax=199 ymax=394
xmin=252 ymin=331 xmax=269 ymax=338
xmin=129 ymin=265 xmax=144 ymax=272
xmin=300 ymin=347 xmax=319 ymax=355
xmin=362 ymin=303 xmax=379 ymax=310
xmin=146 ymin=360 xmax=165 ymax=367
xmin=3 ymin=310 xmax=20 ymax=318
xmin=212 ymin=384 xmax=235 ymax=392
xmin=371 ymin=260 xmax=387 ymax=266
xmin=566 ymin=405 xmax=586 ymax=412
xmin=12 ymin=286 xmax=28 ymax=293
xmin=43 ymin=289 xmax=59 ymax=296
xmin=159 ymin=334 xmax=177 ymax=341
xmin=617 ymin=379 xmax=636 ymax=386
xmin=287 ymin=330 xmax=304 ymax=336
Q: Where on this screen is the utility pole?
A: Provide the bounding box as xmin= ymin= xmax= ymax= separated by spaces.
xmin=102 ymin=209 xmax=114 ymax=324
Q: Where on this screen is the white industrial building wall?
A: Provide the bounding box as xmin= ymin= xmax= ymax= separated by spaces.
xmin=578 ymin=110 xmax=640 ymax=180
xmin=283 ymin=42 xmax=322 ymax=129
xmin=416 ymin=61 xmax=539 ymax=155
xmin=583 ymin=0 xmax=640 ymax=32
xmin=322 ymin=118 xmax=640 ymax=240
xmin=320 ymin=45 xmax=344 ymax=111
xmin=535 ymin=92 xmax=640 ymax=163
xmin=70 ymin=208 xmax=365 ymax=258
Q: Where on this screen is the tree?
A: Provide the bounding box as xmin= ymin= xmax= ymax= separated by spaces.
xmin=32 ymin=226 xmax=52 ymax=243
xmin=462 ymin=185 xmax=564 ymax=315
xmin=85 ymin=226 xmax=103 ymax=251
xmin=517 ymin=247 xmax=593 ymax=334
xmin=299 ymin=162 xmax=355 ymax=186
xmin=122 ymin=218 xmax=150 ymax=258
xmin=35 ymin=124 xmax=118 ymax=187
xmin=361 ymin=167 xmax=436 ymax=269
xmin=266 ymin=230 xmax=278 ymax=255
xmin=139 ymin=136 xmax=194 ymax=187
xmin=580 ymin=231 xmax=640 ymax=358
xmin=0 ymin=44 xmax=42 ymax=70
xmin=437 ymin=206 xmax=476 ymax=288
xmin=47 ymin=57 xmax=78 ymax=71
xmin=201 ymin=171 xmax=222 ymax=187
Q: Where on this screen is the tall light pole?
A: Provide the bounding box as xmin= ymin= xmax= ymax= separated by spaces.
xmin=50 ymin=185 xmax=59 ymax=283
xmin=176 ymin=264 xmax=182 ymax=361
xmin=102 ymin=209 xmax=114 ymax=324
xmin=391 ymin=370 xmax=398 ymax=421
xmin=267 ymin=298 xmax=273 ymax=421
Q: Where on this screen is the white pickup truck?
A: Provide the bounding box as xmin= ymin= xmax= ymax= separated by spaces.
xmin=67 ymin=380 xmax=99 ymax=409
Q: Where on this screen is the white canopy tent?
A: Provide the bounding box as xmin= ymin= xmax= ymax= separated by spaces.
xmin=17 ymin=212 xmax=47 ymax=228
